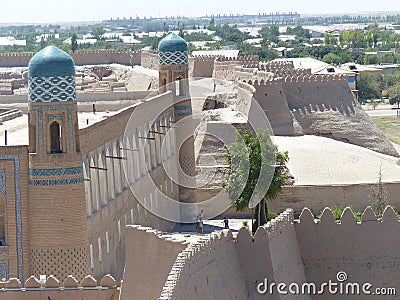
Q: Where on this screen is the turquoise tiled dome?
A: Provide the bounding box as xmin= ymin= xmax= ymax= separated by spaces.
xmin=158 ymin=33 xmax=188 ymax=65
xmin=158 ymin=33 xmax=188 ymax=53
xmin=28 ymin=46 xmax=76 ymax=103
xmin=28 ymin=46 xmax=75 ymax=77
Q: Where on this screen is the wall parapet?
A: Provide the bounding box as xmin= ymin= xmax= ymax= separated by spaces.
xmin=262 ymin=208 xmax=294 ymax=240
xmin=0 ymin=274 xmax=117 ymax=290
xmin=215 ymin=55 xmax=259 ymax=62
xmin=298 ymin=205 xmax=399 ymax=225
xmin=236 ymin=208 xmax=294 ymax=243
xmin=0 ymin=50 xmax=142 ymax=67
xmin=282 ymin=73 xmax=347 ymax=83
xmin=159 ymin=230 xmax=234 ymax=300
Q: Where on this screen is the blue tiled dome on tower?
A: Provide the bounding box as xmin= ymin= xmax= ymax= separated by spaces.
xmin=29 ymin=46 xmax=75 ymax=77
xmin=158 ymin=33 xmax=188 ymax=65
xmin=28 ymin=46 xmax=76 ymax=103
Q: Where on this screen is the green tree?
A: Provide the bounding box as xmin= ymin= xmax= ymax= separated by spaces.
xmin=91 ymin=26 xmax=105 ymax=40
xmin=324 ymin=33 xmax=337 ymax=45
xmin=363 ymin=54 xmax=378 ymax=64
xmin=356 ymin=73 xmax=381 ymax=103
xmin=260 ymin=25 xmax=280 ymax=44
xmin=388 ymin=83 xmax=400 ymax=109
xmin=208 ymin=17 xmax=216 ymax=30
xmin=322 ymin=53 xmax=341 ymax=65
xmin=71 ymin=32 xmax=78 ymax=53
xmin=366 ymin=27 xmax=378 ymax=47
xmin=291 ymin=26 xmax=311 ymax=39
xmin=223 ymin=130 xmax=289 ymax=234
xmin=380 ymin=52 xmax=399 ymax=64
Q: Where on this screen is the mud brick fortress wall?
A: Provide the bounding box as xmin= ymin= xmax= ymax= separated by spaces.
xmin=126 ymin=207 xmax=400 ymax=300
xmin=296 ymin=206 xmax=400 ymax=298
xmin=270 ymin=182 xmax=400 ymax=215
xmin=141 ymin=50 xmax=159 ymax=70
xmin=189 ymin=56 xmax=216 ymax=78
xmin=212 ymin=55 xmax=259 ymax=81
xmin=79 ymin=92 xmax=180 ymax=280
xmin=120 ymin=225 xmax=188 ymax=300
xmin=0 ymin=274 xmax=118 ymax=300
xmin=159 ymin=230 xmax=248 ymax=300
xmin=0 ymin=50 xmax=142 ymax=67
xmin=0 ymin=53 xmax=33 ymax=68
xmin=233 ymin=64 xmax=398 ymax=157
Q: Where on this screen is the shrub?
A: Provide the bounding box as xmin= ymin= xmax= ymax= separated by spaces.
xmin=268 ymin=210 xmax=278 ymax=221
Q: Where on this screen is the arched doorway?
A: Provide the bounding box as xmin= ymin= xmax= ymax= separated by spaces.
xmin=50 ymin=122 xmax=62 ymax=153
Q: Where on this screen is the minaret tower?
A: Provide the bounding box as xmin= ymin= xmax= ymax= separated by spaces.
xmin=158 ymin=33 xmax=197 ymax=219
xmin=27 ymin=46 xmax=89 ymax=280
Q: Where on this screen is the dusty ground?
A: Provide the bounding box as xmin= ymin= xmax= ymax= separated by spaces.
xmin=0 ymin=64 xmax=158 ymax=95
xmin=273 ymin=135 xmax=400 ymax=185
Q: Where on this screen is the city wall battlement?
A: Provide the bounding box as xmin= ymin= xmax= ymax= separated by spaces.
xmin=295 ymin=205 xmax=400 ymax=296
xmin=159 ymin=230 xmax=248 ymax=300
xmin=120 ymin=225 xmax=188 ymax=300
xmin=157 ymin=206 xmax=400 ymax=299
xmin=0 ymin=50 xmax=143 ymax=67
xmin=214 ymin=55 xmax=259 ymax=62
xmin=236 ymin=72 xmax=347 ymax=86
xmin=213 ymin=56 xmax=260 ymax=81
xmin=189 ymin=56 xmax=218 ymax=78
xmin=0 ymin=274 xmax=118 ymax=300
xmin=158 ymin=209 xmax=306 ymax=300
xmin=191 ymin=55 xmax=219 ymax=62
xmin=232 ymin=65 xmax=398 ymax=156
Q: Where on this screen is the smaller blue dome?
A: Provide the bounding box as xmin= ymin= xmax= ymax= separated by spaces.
xmin=158 ymin=33 xmax=188 ymax=52
xmin=28 ymin=46 xmax=75 ymax=77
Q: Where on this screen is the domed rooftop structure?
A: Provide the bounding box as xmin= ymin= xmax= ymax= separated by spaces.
xmin=28 ymin=46 xmax=76 ymax=103
xmin=158 ymin=33 xmax=188 ymax=53
xmin=28 ymin=46 xmax=75 ymax=78
xmin=158 ymin=33 xmax=188 ymax=65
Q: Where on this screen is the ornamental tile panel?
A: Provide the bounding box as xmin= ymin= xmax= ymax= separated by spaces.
xmin=28 ymin=177 xmax=84 ymax=186
xmin=29 ymin=75 xmax=76 ymax=103
xmin=158 ymin=51 xmax=188 ymax=65
xmin=0 ymin=169 xmax=6 ymax=197
xmin=29 ymin=166 xmax=83 ymax=177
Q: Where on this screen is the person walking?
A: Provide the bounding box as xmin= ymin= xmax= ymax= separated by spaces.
xmin=223 ymin=217 xmax=229 ymax=229
xmin=198 ymin=219 xmax=204 ymax=234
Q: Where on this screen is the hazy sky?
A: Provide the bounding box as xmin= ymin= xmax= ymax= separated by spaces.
xmin=1 ymin=0 xmax=400 ymax=24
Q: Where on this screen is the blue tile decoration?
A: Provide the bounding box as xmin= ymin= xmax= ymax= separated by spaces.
xmin=176 ymin=111 xmax=192 ymax=117
xmin=0 ymin=169 xmax=6 ymax=197
xmin=158 ymin=33 xmax=188 ymax=52
xmin=158 ymin=51 xmax=188 ymax=65
xmin=48 ymin=114 xmax=63 ymax=122
xmin=158 ymin=33 xmax=188 ymax=65
xmin=29 ymin=103 xmax=78 ymax=112
xmin=68 ymin=111 xmax=74 ymax=151
xmin=0 ymin=154 xmax=23 ymax=283
xmin=0 ymin=260 xmax=9 ymax=280
xmin=173 ymin=104 xmax=192 ymax=110
xmin=29 ymin=166 xmax=83 ymax=176
xmin=28 ymin=46 xmax=75 ymax=78
xmin=29 ymin=166 xmax=84 ymax=185
xmin=38 ymin=111 xmax=43 ymax=153
xmin=29 ymin=75 xmax=76 ymax=103
xmin=28 ymin=177 xmax=84 ymax=186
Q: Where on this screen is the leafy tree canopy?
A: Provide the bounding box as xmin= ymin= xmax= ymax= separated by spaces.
xmin=223 ymin=129 xmax=288 ymax=232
